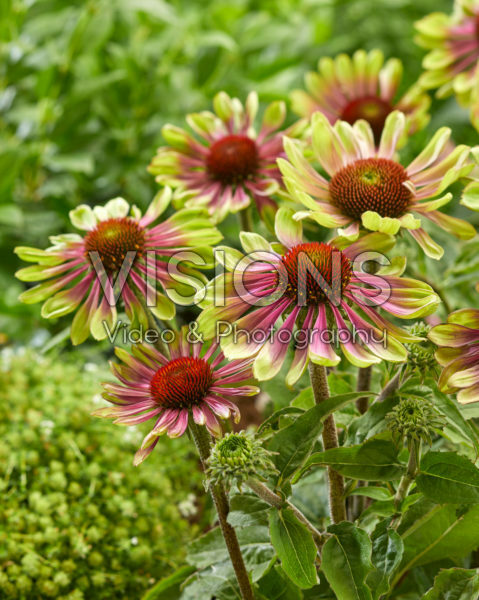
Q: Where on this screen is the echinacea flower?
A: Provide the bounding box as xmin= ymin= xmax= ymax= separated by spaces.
xmin=148 ymin=91 xmax=305 ymax=225
xmin=94 ymin=329 xmax=259 ymax=465
xmin=415 ymin=0 xmax=479 ymax=125
xmin=291 ymin=50 xmax=430 ymax=142
xmin=15 ymin=189 xmax=222 ymax=344
xmin=429 ymin=308 xmax=479 ymax=403
xmin=197 ymin=208 xmax=439 ymax=385
xmin=279 ymin=111 xmax=476 ymax=260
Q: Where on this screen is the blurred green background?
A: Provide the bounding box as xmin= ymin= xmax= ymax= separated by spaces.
xmin=3 ymin=0 xmax=478 ymax=598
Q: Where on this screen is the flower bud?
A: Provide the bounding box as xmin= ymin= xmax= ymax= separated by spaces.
xmin=405 ymin=322 xmax=438 ymax=375
xmin=386 ymin=397 xmax=444 ymax=446
xmin=207 ymin=431 xmax=278 ymax=489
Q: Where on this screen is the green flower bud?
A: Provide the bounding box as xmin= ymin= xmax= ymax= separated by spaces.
xmin=207 ymin=431 xmax=278 ymax=489
xmin=405 ymin=323 xmax=438 ymax=376
xmin=386 ymin=398 xmax=444 ymax=446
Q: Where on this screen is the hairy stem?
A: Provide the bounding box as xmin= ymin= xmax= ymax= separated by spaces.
xmin=308 ymin=362 xmax=347 ymax=523
xmin=356 ymin=366 xmax=372 ymax=414
xmin=375 ymin=370 xmax=402 ymax=404
xmin=350 ymin=366 xmax=373 ymax=519
xmin=246 ymin=478 xmax=325 ymax=547
xmin=189 ymin=420 xmax=254 ymax=600
xmin=394 ymin=439 xmax=421 ymax=510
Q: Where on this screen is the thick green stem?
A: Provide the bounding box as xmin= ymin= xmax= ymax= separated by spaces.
xmin=189 ymin=420 xmax=254 ymax=600
xmin=238 ymin=206 xmax=254 ymax=232
xmin=308 ymin=362 xmax=347 ymax=523
xmin=246 ymin=478 xmax=325 ymax=548
xmin=394 ymin=439 xmax=421 ymax=510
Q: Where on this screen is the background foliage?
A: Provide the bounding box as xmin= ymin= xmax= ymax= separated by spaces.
xmin=0 ymin=350 xmax=202 ymax=599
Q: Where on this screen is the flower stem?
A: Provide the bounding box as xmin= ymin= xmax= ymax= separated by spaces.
xmin=375 ymin=369 xmax=403 ymax=404
xmin=356 ymin=365 xmax=372 ymax=414
xmin=308 ymin=362 xmax=347 ymax=523
xmin=189 ymin=420 xmax=254 ymax=600
xmin=394 ymin=438 xmax=421 ymax=511
xmin=246 ymin=478 xmax=325 ymax=548
xmin=238 ymin=206 xmax=254 ymax=232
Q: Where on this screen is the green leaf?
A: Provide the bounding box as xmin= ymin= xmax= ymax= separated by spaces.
xmin=291 ymin=387 xmax=314 ymax=409
xmin=347 ymin=487 xmax=392 ymax=501
xmin=321 ymin=522 xmax=373 ymax=600
xmin=394 ymin=499 xmax=479 ymax=585
xmin=181 ymin=562 xmax=241 ymax=600
xmin=366 ymin=520 xmax=403 ymax=600
xmin=186 ymin=525 xmax=274 ymax=583
xmin=268 ymin=508 xmax=318 ymax=589
xmin=433 ymin=388 xmax=479 ymax=454
xmin=299 ymin=436 xmax=404 ymax=481
xmin=347 ymin=396 xmax=397 ymax=445
xmin=268 ymin=394 xmax=371 ymax=484
xmin=267 ymin=405 xmax=324 ymax=484
xmin=257 ymin=565 xmax=303 ymax=600
xmin=423 ymin=568 xmax=479 ymax=600
xmin=228 ymin=494 xmax=270 ymax=528
xmin=316 ymin=391 xmax=376 ymax=420
xmin=257 ymin=406 xmax=305 ymax=434
xmin=142 ymin=566 xmax=195 ymax=600
xmin=416 ymin=452 xmax=479 ymax=504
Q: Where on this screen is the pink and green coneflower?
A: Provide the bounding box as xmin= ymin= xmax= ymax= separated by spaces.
xmin=197 ymin=209 xmax=439 ymax=386
xmin=291 ymin=50 xmax=430 ymax=142
xmin=14 ymin=189 xmax=221 ymax=344
xmin=429 ymin=308 xmax=479 ymax=404
xmin=148 ymin=91 xmax=306 ymax=225
xmin=94 ymin=329 xmax=259 ymax=465
xmin=279 ymin=111 xmax=475 ymax=260
xmin=415 ymin=0 xmax=479 ymax=128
